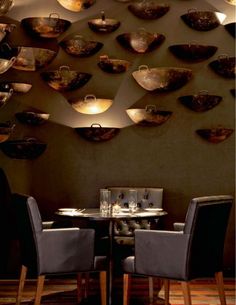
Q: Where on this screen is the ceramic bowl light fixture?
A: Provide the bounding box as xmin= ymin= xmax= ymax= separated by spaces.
xmin=98 ymin=55 xmax=131 ymax=73
xmin=0 ymin=23 xmax=16 ymax=43
xmin=209 ymin=55 xmax=235 ymax=78
xmin=15 ymin=111 xmax=50 ymax=126
xmin=0 ymin=88 xmax=13 ymax=108
xmin=0 ymin=0 xmax=14 ymax=15
xmin=224 ymin=23 xmax=235 ymax=38
xmin=0 ymin=82 xmax=32 ymax=93
xmin=181 ymin=9 xmax=226 ymax=31
xmin=68 ymin=94 xmax=113 ymax=114
xmin=0 ymin=122 xmax=15 ymax=143
xmin=57 ymin=0 xmax=95 ymax=12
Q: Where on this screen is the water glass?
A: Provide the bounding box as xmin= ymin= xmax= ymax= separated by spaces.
xmin=100 ymin=189 xmax=111 ymax=214
xmin=128 ymin=189 xmax=137 ymax=213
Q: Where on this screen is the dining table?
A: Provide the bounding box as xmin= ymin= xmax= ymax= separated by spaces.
xmin=55 ymin=207 xmax=168 ymax=305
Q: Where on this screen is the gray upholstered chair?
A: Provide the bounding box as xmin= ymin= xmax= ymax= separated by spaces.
xmin=122 ymin=195 xmax=233 ymax=305
xmin=13 ymin=193 xmax=107 ymax=305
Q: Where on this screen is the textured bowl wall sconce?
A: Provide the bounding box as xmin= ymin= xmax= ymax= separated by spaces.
xmin=196 ymin=127 xmax=234 ymax=143
xmin=88 ymin=11 xmax=120 ymax=33
xmin=56 ymin=0 xmax=95 ymax=12
xmin=75 ymin=123 xmax=120 ymax=142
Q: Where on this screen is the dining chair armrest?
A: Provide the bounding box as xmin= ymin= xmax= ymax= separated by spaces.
xmin=37 ymin=228 xmax=95 ymax=274
xmin=42 ymin=221 xmax=54 ymax=229
xmin=173 ymin=222 xmax=185 ymax=231
xmin=135 ymin=230 xmax=190 ymax=280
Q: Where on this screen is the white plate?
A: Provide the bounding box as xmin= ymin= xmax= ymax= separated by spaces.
xmin=120 ymin=208 xmax=130 ymax=212
xmin=145 ymin=208 xmax=163 ymax=212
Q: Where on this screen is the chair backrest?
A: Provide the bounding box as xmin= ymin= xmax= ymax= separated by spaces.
xmin=13 ymin=193 xmax=41 ymax=274
xmin=184 ymin=195 xmax=233 ymax=279
xmin=108 ymin=187 xmax=163 ymax=208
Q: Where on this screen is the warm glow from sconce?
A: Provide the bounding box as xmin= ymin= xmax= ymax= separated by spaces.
xmin=224 ymin=0 xmax=236 ymax=5
xmin=56 ymin=0 xmax=95 ymax=12
xmin=0 ymin=0 xmax=14 ymax=15
xmin=215 ymin=12 xmax=227 ymax=24
xmin=69 ymin=94 xmax=113 ymax=115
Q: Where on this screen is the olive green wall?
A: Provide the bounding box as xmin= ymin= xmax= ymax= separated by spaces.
xmin=0 ymin=0 xmax=235 ymax=274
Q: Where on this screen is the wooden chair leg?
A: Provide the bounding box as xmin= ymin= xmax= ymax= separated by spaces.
xmin=34 ymin=275 xmax=45 ymax=305
xmin=77 ymin=273 xmax=83 ymax=303
xmin=16 ymin=265 xmax=27 ymax=305
xmin=163 ymin=279 xmax=170 ymax=305
xmin=123 ymin=273 xmax=131 ymax=305
xmin=181 ymin=281 xmax=192 ymax=305
xmin=84 ymin=272 xmax=90 ymax=299
xmin=100 ymin=271 xmax=107 ymax=305
xmin=215 ymin=271 xmax=227 ymax=305
xmin=148 ymin=277 xmax=154 ymax=303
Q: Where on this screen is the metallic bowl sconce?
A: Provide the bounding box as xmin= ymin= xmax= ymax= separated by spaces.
xmin=209 ymin=55 xmax=235 ymax=78
xmin=126 ymin=105 xmax=172 ymax=126
xmin=230 ymin=89 xmax=235 ymax=97
xmin=88 ymin=11 xmax=121 ymax=33
xmin=0 ymin=0 xmax=14 ymax=15
xmin=60 ymin=34 xmax=103 ymax=57
xmin=0 ymin=56 xmax=16 ymax=74
xmin=0 ymin=122 xmax=15 ymax=143
xmin=12 ymin=46 xmax=57 ymax=71
xmin=98 ymin=55 xmax=131 ymax=73
xmin=0 ymin=23 xmax=16 ymax=43
xmin=128 ymin=1 xmax=170 ymax=20
xmin=0 ymin=137 xmax=47 ymax=159
xmin=178 ymin=91 xmax=222 ymax=112
xmin=132 ymin=65 xmax=192 ymax=92
xmin=0 ymin=88 xmax=13 ymax=108
xmin=116 ymin=28 xmax=165 ymax=53
xmin=56 ymin=0 xmax=95 ymax=12
xmin=181 ymin=9 xmax=226 ymax=31
xmin=196 ymin=128 xmax=234 ymax=143
xmin=224 ymin=0 xmax=236 ymax=5
xmin=15 ymin=111 xmax=50 ymax=126
xmin=41 ymin=66 xmax=91 ymax=92
xmin=68 ymin=94 xmax=113 ymax=114
xmin=168 ymin=43 xmax=218 ymax=62
xmin=75 ymin=123 xmax=120 ymax=142
xmin=0 ymin=82 xmax=32 ymax=93
xmin=21 ymin=13 xmax=71 ymax=39
xmin=224 ymin=23 xmax=235 ymax=38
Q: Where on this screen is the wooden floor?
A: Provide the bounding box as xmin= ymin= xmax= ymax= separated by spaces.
xmin=0 ymin=276 xmax=235 ymax=305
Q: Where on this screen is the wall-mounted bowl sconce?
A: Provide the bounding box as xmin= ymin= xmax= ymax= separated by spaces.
xmin=0 ymin=23 xmax=16 ymax=43
xmin=128 ymin=1 xmax=170 ymax=20
xmin=41 ymin=66 xmax=91 ymax=92
xmin=196 ymin=127 xmax=234 ymax=143
xmin=88 ymin=11 xmax=121 ymax=33
xmin=178 ymin=91 xmax=222 ymax=112
xmin=0 ymin=137 xmax=47 ymax=159
xmin=0 ymin=88 xmax=13 ymax=108
xmin=75 ymin=123 xmax=120 ymax=142
xmin=209 ymin=55 xmax=235 ymax=78
xmin=57 ymin=0 xmax=95 ymax=12
xmin=224 ymin=23 xmax=235 ymax=38
xmin=168 ymin=43 xmax=218 ymax=62
xmin=0 ymin=0 xmax=14 ymax=16
xmin=69 ymin=94 xmax=112 ymax=114
xmin=12 ymin=47 xmax=57 ymax=71
xmin=230 ymin=89 xmax=235 ymax=97
xmin=224 ymin=0 xmax=236 ymax=5
xmin=0 ymin=82 xmax=32 ymax=93
xmin=116 ymin=28 xmax=165 ymax=53
xmin=132 ymin=65 xmax=192 ymax=92
xmin=60 ymin=34 xmax=103 ymax=57
xmin=181 ymin=9 xmax=226 ymax=31
xmin=21 ymin=13 xmax=71 ymax=39
xmin=98 ymin=55 xmax=131 ymax=73
xmin=0 ymin=57 xmax=16 ymax=74
xmin=0 ymin=122 xmax=15 ymax=143
xmin=15 ymin=111 xmax=50 ymax=126
xmin=126 ymin=105 xmax=172 ymax=126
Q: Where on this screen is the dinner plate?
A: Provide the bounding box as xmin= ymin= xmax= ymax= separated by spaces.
xmin=145 ymin=208 xmax=163 ymax=211
xmin=120 ymin=208 xmax=130 ymax=212
xmin=58 ymin=208 xmax=78 ymax=212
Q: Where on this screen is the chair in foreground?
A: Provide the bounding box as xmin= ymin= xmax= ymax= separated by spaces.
xmin=122 ymin=195 xmax=233 ymax=305
xmin=13 ymin=193 xmax=107 ymax=305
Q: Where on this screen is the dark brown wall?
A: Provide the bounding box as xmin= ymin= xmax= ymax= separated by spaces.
xmin=0 ymin=0 xmax=235 ymax=275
